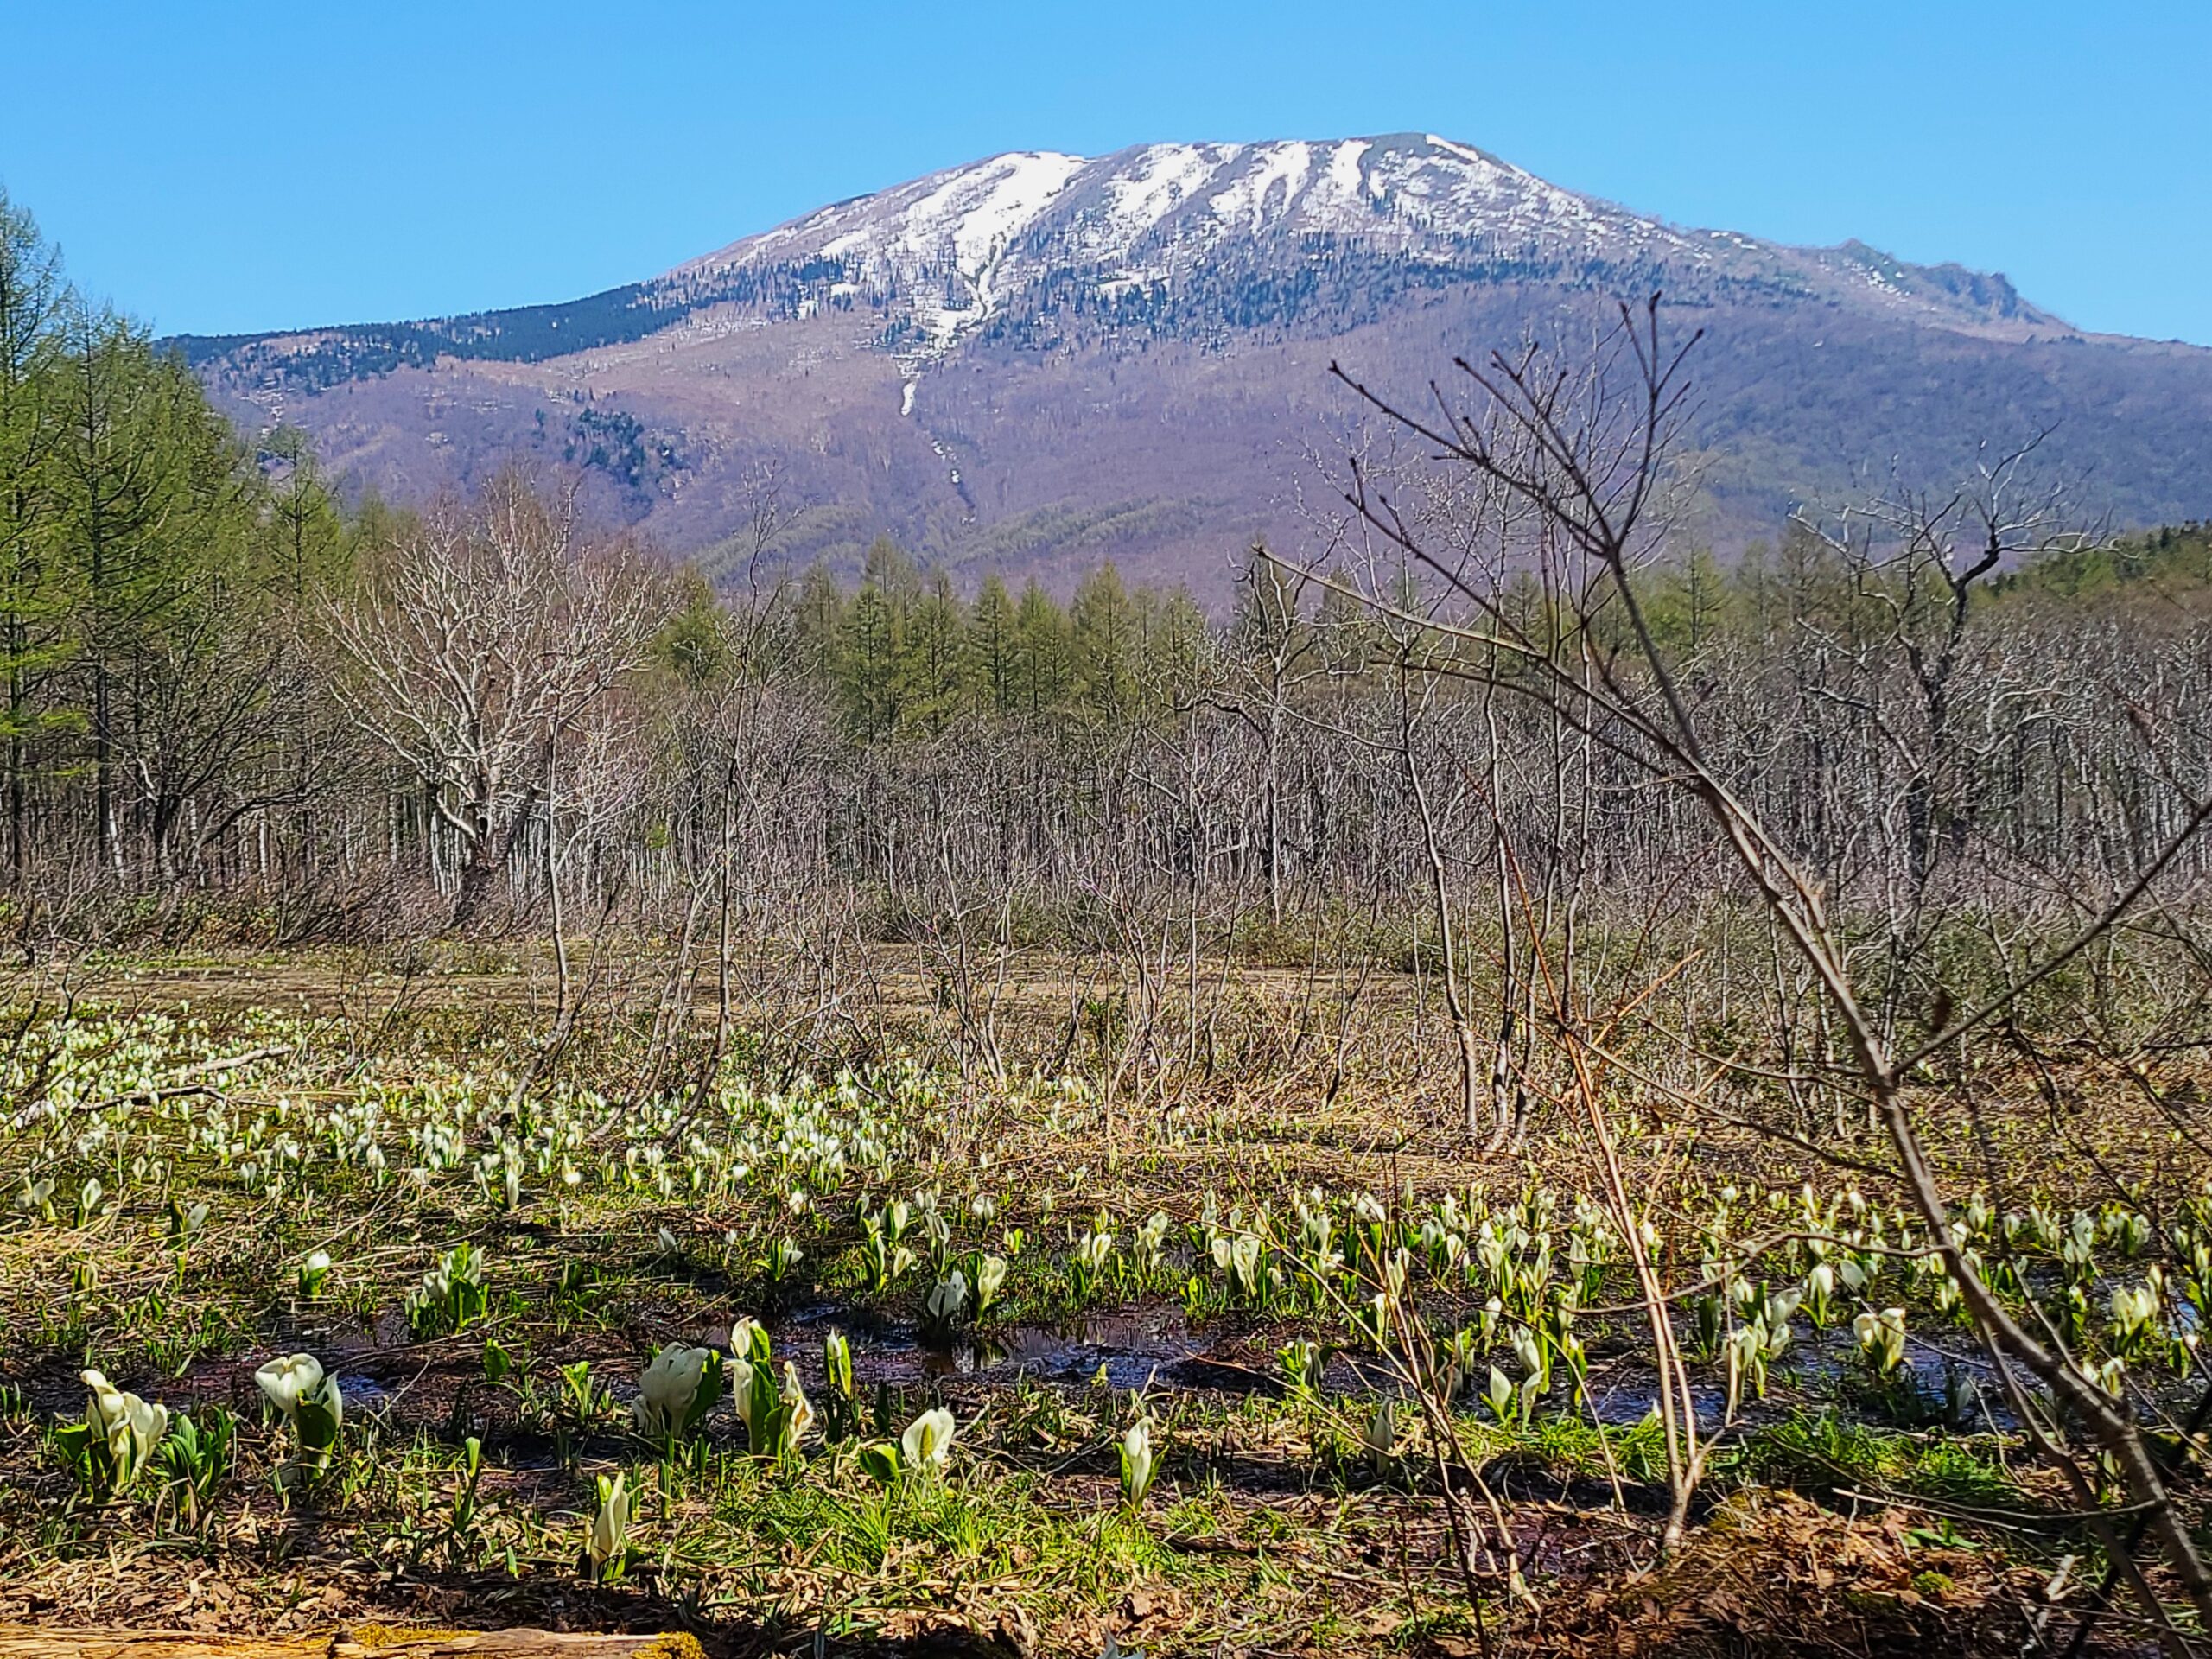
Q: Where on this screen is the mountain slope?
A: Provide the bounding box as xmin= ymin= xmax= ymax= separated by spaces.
xmin=178 ymin=135 xmax=2212 ymax=589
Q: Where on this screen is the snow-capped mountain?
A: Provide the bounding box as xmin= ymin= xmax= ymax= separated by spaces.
xmin=672 ymin=135 xmax=2056 ymax=356
xmin=681 ymin=137 xmax=1675 ymax=340
xmin=179 ymin=134 xmax=2211 ymax=591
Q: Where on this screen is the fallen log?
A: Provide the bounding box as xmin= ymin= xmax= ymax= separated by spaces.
xmin=0 ymin=1629 xmax=704 ymax=1658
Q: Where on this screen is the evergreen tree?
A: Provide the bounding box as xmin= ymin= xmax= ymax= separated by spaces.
xmin=658 ymin=568 xmax=734 ymax=690
xmin=840 ymin=536 xmax=922 ymax=738
xmin=1143 ymin=582 xmax=1209 ymax=707
xmin=262 ymin=425 xmax=348 ymax=603
xmin=0 ymin=191 xmax=73 ymax=877
xmin=1650 ymin=547 xmax=1730 ymax=652
xmin=1071 ymin=559 xmax=1138 ymax=722
xmin=790 ymin=561 xmax=847 ymax=690
xmin=1009 ymin=578 xmax=1071 ymax=721
xmin=54 ymin=308 xmax=208 ymax=868
xmin=900 ymin=568 xmax=967 ymax=735
xmin=968 ymin=571 xmax=1017 ymax=718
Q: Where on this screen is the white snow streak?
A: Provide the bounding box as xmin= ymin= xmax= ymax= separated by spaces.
xmin=1322 ymin=139 xmax=1371 ymax=213
xmin=1094 ymin=143 xmax=1229 ymax=251
xmin=1207 ymin=141 xmax=1314 ymax=232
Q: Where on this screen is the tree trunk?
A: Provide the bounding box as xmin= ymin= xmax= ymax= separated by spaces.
xmin=450 ymin=831 xmax=502 ymax=929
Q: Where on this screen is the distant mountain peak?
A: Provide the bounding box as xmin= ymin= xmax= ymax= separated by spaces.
xmin=181 ymin=133 xmax=2071 ymax=385
xmin=173 ymin=132 xmax=2203 ymax=596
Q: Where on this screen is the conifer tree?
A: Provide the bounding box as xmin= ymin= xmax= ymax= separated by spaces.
xmin=901 ymin=568 xmax=967 ymax=735
xmin=53 ymin=308 xmax=210 ymax=870
xmin=0 ymin=191 xmax=73 ymax=878
xmin=967 ymin=571 xmax=1016 ymax=718
xmin=790 ymin=562 xmax=846 ymax=689
xmin=1009 ymin=577 xmax=1071 ymax=722
xmin=262 ymin=425 xmax=348 ymax=603
xmin=1071 ymin=559 xmax=1138 ymax=722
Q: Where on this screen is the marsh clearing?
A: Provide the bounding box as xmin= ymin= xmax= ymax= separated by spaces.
xmin=0 ymin=945 xmax=2203 ymax=1657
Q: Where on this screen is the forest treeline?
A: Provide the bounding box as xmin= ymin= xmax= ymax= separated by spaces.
xmin=6 ymin=187 xmax=2212 ymax=967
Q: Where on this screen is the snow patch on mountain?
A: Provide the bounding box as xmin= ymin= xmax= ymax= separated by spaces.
xmin=1209 ymin=140 xmax=1315 ymax=232
xmin=1096 ymin=143 xmax=1224 ymax=250
xmin=1323 ymin=138 xmax=1370 ymax=207
xmin=821 ymin=149 xmax=1083 ymax=273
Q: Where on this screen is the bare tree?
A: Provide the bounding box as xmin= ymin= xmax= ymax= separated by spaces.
xmin=326 ymin=473 xmax=669 ymax=929
xmin=1326 ymin=295 xmax=2212 ymax=1626
xmin=1791 ymin=445 xmax=2101 ymax=1041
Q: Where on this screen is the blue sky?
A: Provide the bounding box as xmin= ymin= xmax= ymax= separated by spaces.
xmin=3 ymin=2 xmax=2206 ymax=343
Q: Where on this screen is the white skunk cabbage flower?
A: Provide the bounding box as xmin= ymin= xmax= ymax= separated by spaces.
xmin=779 ymin=1361 xmax=814 ymax=1453
xmin=255 ymin=1352 xmax=329 ymax=1422
xmin=974 ymin=1254 xmax=1008 ymax=1313
xmin=728 ymin=1353 xmax=759 ymax=1440
xmin=900 ymin=1406 xmax=957 ymax=1473
xmin=1120 ymin=1415 xmax=1157 ymax=1505
xmin=82 ymin=1369 xmax=168 ymax=1472
xmin=1510 ymin=1325 xmax=1547 ymax=1385
xmin=585 ymin=1471 xmax=631 ymax=1581
xmin=1136 ymin=1211 xmax=1172 ymax=1263
xmin=924 ymin=1271 xmax=969 ymax=1326
xmin=1762 ymin=1285 xmax=1802 ymax=1331
xmin=2111 ymin=1281 xmax=2161 ymax=1349
xmin=1851 ymin=1306 xmax=1909 ymax=1376
xmin=1211 ymin=1231 xmax=1262 ymax=1298
xmin=256 ymin=1351 xmax=344 ymax=1477
xmin=1723 ymin=1322 xmax=1768 ymax=1404
xmin=635 ymin=1343 xmax=712 ymax=1437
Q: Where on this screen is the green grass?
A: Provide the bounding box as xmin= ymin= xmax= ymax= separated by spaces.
xmin=1735 ymin=1412 xmax=2030 ymax=1513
